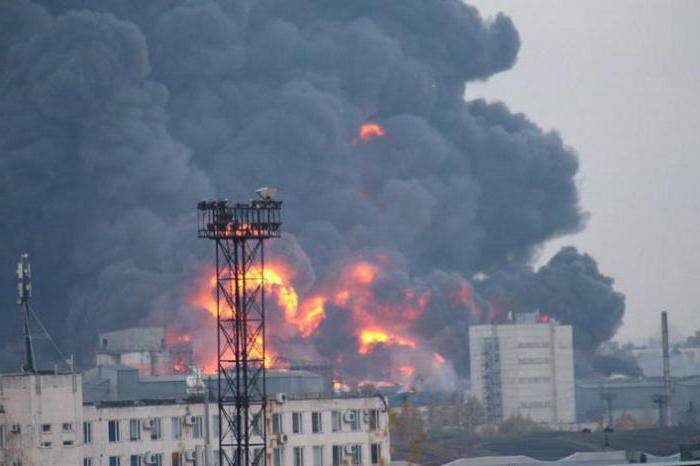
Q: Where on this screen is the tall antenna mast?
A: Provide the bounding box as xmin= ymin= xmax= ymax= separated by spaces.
xmin=16 ymin=253 xmax=37 ymax=373
xmin=197 ymin=187 xmax=282 ymax=466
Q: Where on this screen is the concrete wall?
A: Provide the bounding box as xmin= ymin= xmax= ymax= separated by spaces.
xmin=0 ymin=372 xmax=83 ymax=466
xmin=469 ymin=323 xmax=575 ymax=424
xmin=0 ymin=372 xmax=389 ymax=466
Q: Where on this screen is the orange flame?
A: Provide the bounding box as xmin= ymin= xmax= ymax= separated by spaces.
xmin=353 ymin=122 xmax=386 ymax=144
xmin=351 ymin=262 xmax=377 ymax=285
xmin=432 ymin=352 xmax=445 ymax=365
xmin=358 ymin=329 xmax=416 ymax=354
xmin=185 ymin=252 xmax=480 ymax=385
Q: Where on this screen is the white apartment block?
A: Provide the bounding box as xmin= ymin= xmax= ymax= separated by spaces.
xmin=0 ymin=372 xmax=390 ymax=466
xmin=469 ymin=314 xmax=575 ymax=424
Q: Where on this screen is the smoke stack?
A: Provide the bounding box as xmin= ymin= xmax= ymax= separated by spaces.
xmin=661 ymin=311 xmax=672 ymax=426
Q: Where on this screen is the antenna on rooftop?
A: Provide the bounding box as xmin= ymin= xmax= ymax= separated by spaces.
xmin=17 ymin=253 xmax=37 ymax=373
xmin=15 ymin=253 xmax=71 ymax=373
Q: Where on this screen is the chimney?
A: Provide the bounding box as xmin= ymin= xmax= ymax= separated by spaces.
xmin=661 ymin=311 xmax=672 ymax=426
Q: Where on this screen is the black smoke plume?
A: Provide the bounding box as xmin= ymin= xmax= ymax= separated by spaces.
xmin=0 ymin=0 xmax=623 ymax=384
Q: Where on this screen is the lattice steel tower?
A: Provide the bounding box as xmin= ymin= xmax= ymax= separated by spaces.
xmin=197 ymin=188 xmax=282 ymax=466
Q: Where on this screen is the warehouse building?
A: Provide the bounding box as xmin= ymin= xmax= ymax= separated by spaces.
xmin=576 ymin=375 xmax=700 ymax=425
xmin=469 ymin=312 xmax=575 ymax=424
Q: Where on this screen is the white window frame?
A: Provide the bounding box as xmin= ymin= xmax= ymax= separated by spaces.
xmin=292 ymin=412 xmax=303 ymax=434
xmin=129 ymin=419 xmax=141 ymax=441
xmin=311 ymin=412 xmax=323 ymax=433
xmin=293 ymin=446 xmax=304 ymax=466
xmin=312 ymin=446 xmax=323 ymax=466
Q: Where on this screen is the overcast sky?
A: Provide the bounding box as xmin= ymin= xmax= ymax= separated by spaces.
xmin=466 ymin=0 xmax=700 ymax=343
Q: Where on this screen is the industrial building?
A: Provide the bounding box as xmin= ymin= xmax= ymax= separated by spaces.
xmin=469 ymin=312 xmax=575 ymax=425
xmin=96 ymin=328 xmax=193 ymax=377
xmin=576 ymin=375 xmax=700 ymax=426
xmin=0 ymin=369 xmax=390 ymax=466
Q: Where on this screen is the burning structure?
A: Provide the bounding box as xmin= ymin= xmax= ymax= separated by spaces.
xmin=0 ymin=0 xmax=624 ymax=389
xmin=96 ymin=327 xmax=194 ymax=376
xmin=469 ymin=311 xmax=575 ymax=424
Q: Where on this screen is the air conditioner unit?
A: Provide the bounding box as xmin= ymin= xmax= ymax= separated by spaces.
xmin=275 ymin=392 xmax=288 ymax=404
xmin=143 ymin=418 xmax=156 ymax=430
xmin=143 ymin=453 xmax=157 ymax=464
xmin=10 ymin=424 xmax=21 ymax=434
xmin=184 ymin=451 xmax=196 ymax=462
xmin=184 ymin=415 xmax=197 ymax=426
xmin=343 ymin=410 xmax=356 ymax=423
xmin=344 ymin=445 xmax=356 ymax=456
xmin=277 ymin=433 xmax=289 ymax=445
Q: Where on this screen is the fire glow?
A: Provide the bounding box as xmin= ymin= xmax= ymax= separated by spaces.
xmin=185 ymin=252 xmax=491 ymax=387
xmin=352 ymin=122 xmax=385 ymax=144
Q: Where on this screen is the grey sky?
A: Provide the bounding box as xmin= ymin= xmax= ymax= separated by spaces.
xmin=466 ymin=0 xmax=700 ymax=342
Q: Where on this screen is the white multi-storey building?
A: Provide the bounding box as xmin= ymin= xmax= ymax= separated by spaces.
xmin=0 ymin=372 xmax=390 ymax=466
xmin=469 ymin=312 xmax=575 ymax=424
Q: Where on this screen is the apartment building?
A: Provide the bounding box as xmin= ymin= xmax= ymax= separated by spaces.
xmin=469 ymin=312 xmax=575 ymax=424
xmin=0 ymin=371 xmax=390 ymax=466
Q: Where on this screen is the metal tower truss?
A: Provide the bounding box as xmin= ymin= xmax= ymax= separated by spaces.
xmin=198 ymin=195 xmax=282 ymax=466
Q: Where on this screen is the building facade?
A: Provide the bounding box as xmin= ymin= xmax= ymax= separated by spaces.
xmin=0 ymin=372 xmax=390 ymax=466
xmin=469 ymin=314 xmax=575 ymax=424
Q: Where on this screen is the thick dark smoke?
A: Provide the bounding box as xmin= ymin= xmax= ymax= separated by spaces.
xmin=0 ymin=0 xmax=623 ymax=384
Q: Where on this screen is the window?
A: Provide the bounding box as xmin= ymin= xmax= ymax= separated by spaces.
xmin=130 ymin=456 xmax=142 ymax=466
xmin=129 ymin=419 xmax=141 ymax=441
xmin=272 ymin=413 xmax=283 ymax=434
xmin=368 ymin=409 xmax=380 ymax=431
xmin=153 ymin=454 xmax=163 ymax=466
xmin=331 ymin=411 xmax=341 ymax=432
xmin=40 ymin=423 xmax=51 ymax=433
xmin=292 ymin=412 xmax=303 ymax=434
xmin=312 ymin=446 xmax=323 ymax=466
xmin=171 ymin=452 xmax=182 ymax=466
xmin=63 ymin=439 xmax=74 ymax=447
xmin=0 ymin=425 xmax=4 ymax=449
xmin=193 ymin=415 xmax=204 ymax=439
xmin=350 ymin=445 xmax=362 ymax=465
xmin=83 ymin=422 xmax=92 ymax=444
xmin=108 ymin=420 xmax=120 ymax=442
xmin=252 ymin=413 xmax=262 ymax=436
xmin=40 ymin=440 xmax=52 ymax=448
xmin=213 ymin=415 xmax=221 ymax=438
xmin=109 ymin=456 xmax=121 ymax=466
xmin=332 ymin=446 xmax=342 ymax=466
xmin=350 ymin=411 xmax=361 ymax=431
xmin=311 ymin=412 xmax=322 ymax=433
xmin=150 ymin=418 xmax=161 ymax=441
xmin=62 ymin=422 xmax=73 ymax=432
xmin=273 ymin=448 xmax=284 ymax=466
xmin=293 ymin=447 xmax=304 ymax=466
xmin=254 ymin=447 xmax=265 ymax=466
xmin=83 ymin=459 xmax=93 ymax=466
xmin=371 ymin=444 xmax=381 ymax=465
xmin=171 ymin=417 xmax=182 ymax=439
